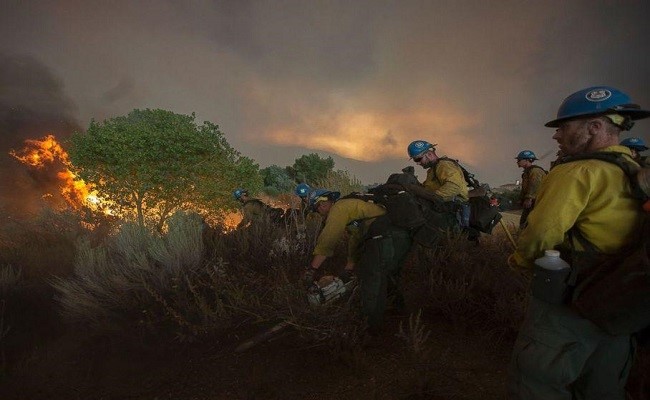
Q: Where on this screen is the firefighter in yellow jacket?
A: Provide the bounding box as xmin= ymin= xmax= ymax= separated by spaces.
xmin=515 ymin=150 xmax=547 ymax=229
xmin=620 ymin=136 xmax=649 ymax=167
xmin=407 ymin=140 xmax=469 ymax=202
xmin=508 ymin=86 xmax=649 ymax=400
xmin=407 ymin=140 xmax=473 ymax=238
xmin=302 ymin=189 xmax=412 ymax=334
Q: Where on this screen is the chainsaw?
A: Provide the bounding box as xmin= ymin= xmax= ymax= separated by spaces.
xmin=307 ymin=274 xmax=357 ymax=306
xmin=235 ymin=274 xmax=357 ymax=352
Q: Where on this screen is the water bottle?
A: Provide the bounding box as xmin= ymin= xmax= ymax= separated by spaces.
xmin=531 ymin=250 xmax=571 ymax=305
xmin=535 ymin=250 xmax=570 ymax=270
xmin=457 ymin=203 xmax=471 ymax=228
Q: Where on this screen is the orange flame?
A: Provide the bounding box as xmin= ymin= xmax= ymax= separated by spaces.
xmin=10 ymin=134 xmax=101 ymax=210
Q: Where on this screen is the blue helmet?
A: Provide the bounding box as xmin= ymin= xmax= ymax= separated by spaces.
xmin=545 ymin=86 xmax=650 ymax=130
xmin=233 ymin=188 xmax=248 ymax=200
xmin=515 ymin=150 xmax=537 ymax=161
xmin=307 ymin=189 xmax=341 ymax=211
xmin=295 ymin=183 xmax=311 ymax=198
xmin=407 ymin=140 xmax=437 ymax=159
xmin=620 ymin=137 xmax=648 ymax=152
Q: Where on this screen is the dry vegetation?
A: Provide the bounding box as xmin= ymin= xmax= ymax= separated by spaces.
xmin=0 ymin=209 xmax=646 ymax=399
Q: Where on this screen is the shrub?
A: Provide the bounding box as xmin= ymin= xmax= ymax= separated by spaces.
xmin=404 ymin=232 xmax=528 ymax=339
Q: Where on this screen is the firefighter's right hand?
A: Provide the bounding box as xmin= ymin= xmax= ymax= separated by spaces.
xmin=302 ymin=266 xmax=321 ymax=288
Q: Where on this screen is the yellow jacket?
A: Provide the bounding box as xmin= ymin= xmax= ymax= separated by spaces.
xmin=513 ymin=145 xmax=643 ymax=269
xmin=313 ymin=199 xmax=386 ymax=263
xmin=423 ymin=158 xmax=469 ymax=201
xmin=520 ymin=165 xmax=547 ymax=201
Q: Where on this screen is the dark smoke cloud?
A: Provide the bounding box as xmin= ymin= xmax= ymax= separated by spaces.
xmin=0 ymin=53 xmax=81 ymax=216
xmin=1 ymin=1 xmax=648 ymax=188
xmin=0 ymin=54 xmax=79 ymax=148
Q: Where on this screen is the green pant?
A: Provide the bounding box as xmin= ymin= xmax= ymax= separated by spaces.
xmin=508 ymin=297 xmax=634 ymax=400
xmin=358 ymin=216 xmax=412 ymax=332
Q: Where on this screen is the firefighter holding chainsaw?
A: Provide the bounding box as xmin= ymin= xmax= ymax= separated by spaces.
xmin=302 ymin=189 xmax=412 ymax=334
xmin=507 ymin=86 xmax=649 ymax=400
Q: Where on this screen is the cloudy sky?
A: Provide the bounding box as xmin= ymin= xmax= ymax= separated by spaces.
xmin=2 ymin=0 xmax=649 ymax=187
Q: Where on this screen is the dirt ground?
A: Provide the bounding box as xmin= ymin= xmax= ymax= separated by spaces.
xmin=0 ymin=310 xmax=513 ymax=400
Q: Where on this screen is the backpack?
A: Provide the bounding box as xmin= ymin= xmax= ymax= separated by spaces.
xmin=245 ymin=199 xmax=285 ymax=224
xmin=440 ymin=157 xmax=502 ymax=234
xmin=560 ymin=152 xmax=650 ymax=335
xmin=340 ymin=180 xmax=427 ymax=230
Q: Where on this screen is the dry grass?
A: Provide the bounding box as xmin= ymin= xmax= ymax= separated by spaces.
xmin=404 ymin=231 xmax=528 ymax=340
xmin=0 ymin=206 xmax=533 ymax=399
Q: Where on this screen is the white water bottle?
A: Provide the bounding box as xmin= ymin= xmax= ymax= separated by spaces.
xmin=534 ymin=250 xmax=570 ymax=271
xmin=532 ymin=250 xmax=571 ymax=304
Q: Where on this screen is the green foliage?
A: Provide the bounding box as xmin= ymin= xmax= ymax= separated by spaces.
xmin=68 ymin=109 xmax=262 ymax=230
xmin=315 ymin=169 xmax=365 ymax=196
xmin=286 ymin=153 xmax=334 ymax=185
xmin=51 ymin=211 xmax=214 ymax=339
xmin=260 ymin=165 xmax=295 ymax=195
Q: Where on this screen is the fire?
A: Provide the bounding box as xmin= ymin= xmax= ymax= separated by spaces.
xmin=10 ymin=134 xmax=67 ymax=167
xmin=10 ymin=134 xmax=105 ymax=211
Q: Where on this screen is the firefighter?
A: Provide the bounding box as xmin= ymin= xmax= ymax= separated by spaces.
xmin=293 ymin=182 xmax=323 ymax=235
xmin=514 ymin=150 xmax=547 ymax=229
xmin=302 ymin=189 xmax=412 ymax=334
xmin=620 ymin=137 xmax=649 ymax=166
xmin=295 ymin=182 xmax=311 ymax=201
xmin=294 ymin=182 xmax=313 ymax=221
xmin=507 ymin=86 xmax=649 ymax=400
xmin=233 ymin=188 xmax=281 ymax=229
xmin=407 ymin=140 xmax=473 ymax=238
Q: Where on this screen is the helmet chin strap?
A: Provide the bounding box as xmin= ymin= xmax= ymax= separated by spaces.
xmin=620 ymin=116 xmax=635 ymax=131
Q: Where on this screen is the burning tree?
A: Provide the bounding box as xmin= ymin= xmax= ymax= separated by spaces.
xmin=68 ymin=109 xmax=261 ymax=231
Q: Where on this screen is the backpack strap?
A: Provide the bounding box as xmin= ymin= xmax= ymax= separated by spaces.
xmin=561 ymin=151 xmax=647 ymax=262
xmin=559 ymin=152 xmax=646 ymax=202
xmin=527 ymin=165 xmax=548 ymax=174
xmin=438 ymin=157 xmax=481 ymax=189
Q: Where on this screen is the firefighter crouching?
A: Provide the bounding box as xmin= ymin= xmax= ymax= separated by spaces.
xmin=294 ymin=183 xmax=322 ymax=235
xmin=507 ymin=86 xmax=649 ymax=400
xmin=233 ymin=188 xmax=283 ymax=229
xmin=301 ymin=189 xmax=412 ymax=335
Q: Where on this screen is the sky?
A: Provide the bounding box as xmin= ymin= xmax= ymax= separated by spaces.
xmin=1 ymin=0 xmax=649 ymax=190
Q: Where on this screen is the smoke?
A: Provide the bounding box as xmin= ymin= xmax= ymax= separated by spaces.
xmin=0 ymin=53 xmax=81 ymax=217
xmin=1 ymin=1 xmax=648 ymax=187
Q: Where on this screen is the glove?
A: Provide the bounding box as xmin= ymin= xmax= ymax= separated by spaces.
xmin=302 ymin=266 xmax=321 ymax=288
xmin=338 ymin=269 xmax=356 ymax=284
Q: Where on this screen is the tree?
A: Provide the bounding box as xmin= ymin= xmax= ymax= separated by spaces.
xmin=260 ymin=165 xmax=295 ymax=196
xmin=286 ymin=153 xmax=334 ymax=185
xmin=68 ymin=109 xmax=262 ymax=231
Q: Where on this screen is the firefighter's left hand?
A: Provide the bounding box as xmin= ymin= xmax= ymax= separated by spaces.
xmin=522 ymin=198 xmax=533 ymax=209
